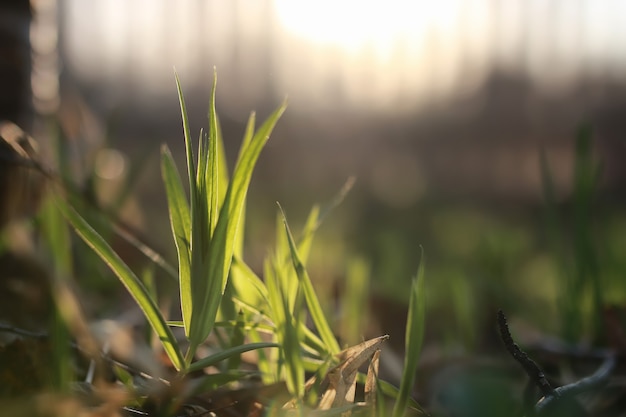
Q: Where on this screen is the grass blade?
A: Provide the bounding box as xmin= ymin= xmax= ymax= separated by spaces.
xmin=280 ymin=275 xmax=306 ymax=397
xmin=161 ymin=145 xmax=192 ymax=335
xmin=231 ymin=255 xmax=270 ymax=306
xmin=174 ymin=72 xmax=199 ymax=341
xmin=296 ymin=205 xmax=320 ymax=265
xmin=280 ymin=206 xmax=341 ymax=355
xmin=174 ymin=72 xmax=197 ymax=206
xmin=57 ymin=198 xmax=185 ymax=371
xmin=392 ymin=248 xmax=426 ymax=417
xmin=573 ymin=125 xmax=603 ymax=339
xmin=186 ymin=342 xmax=279 ymax=374
xmin=207 ymin=71 xmax=220 ymax=236
xmin=342 ymin=257 xmax=370 ymax=345
xmin=39 ymin=196 xmax=74 ymax=390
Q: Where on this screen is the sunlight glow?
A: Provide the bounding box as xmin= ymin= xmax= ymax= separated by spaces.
xmin=272 ymin=0 xmax=478 ymax=112
xmin=275 ymin=0 xmax=462 ymax=60
xmin=61 ymin=0 xmax=626 ymax=114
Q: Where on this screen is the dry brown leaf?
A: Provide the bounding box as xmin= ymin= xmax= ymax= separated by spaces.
xmin=316 ymin=335 xmax=389 ymax=411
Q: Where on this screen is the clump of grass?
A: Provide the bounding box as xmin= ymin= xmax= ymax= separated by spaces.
xmin=48 ymin=71 xmax=428 ymax=416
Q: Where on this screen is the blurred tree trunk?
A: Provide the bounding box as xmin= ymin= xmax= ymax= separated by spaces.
xmin=0 ymin=1 xmax=52 ymax=332
xmin=0 ymin=0 xmax=32 ymax=128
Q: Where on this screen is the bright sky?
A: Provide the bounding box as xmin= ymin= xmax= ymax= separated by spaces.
xmin=274 ymin=0 xmax=462 ymax=57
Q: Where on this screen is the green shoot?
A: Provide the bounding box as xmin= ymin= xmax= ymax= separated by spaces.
xmin=392 ymin=248 xmax=426 ymax=417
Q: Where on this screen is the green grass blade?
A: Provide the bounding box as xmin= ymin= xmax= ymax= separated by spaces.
xmin=296 ymin=205 xmax=320 ymax=265
xmin=57 ymin=198 xmax=185 ymax=371
xmin=231 ymin=255 xmax=270 ymax=306
xmin=174 ymin=72 xmax=197 ymax=204
xmin=207 ymin=71 xmax=220 ymax=236
xmin=272 ymin=211 xmax=297 ymax=305
xmin=284 ymin=178 xmax=356 ymax=273
xmin=207 ymin=74 xmax=236 ymax=324
xmin=280 ymin=207 xmax=340 ymax=355
xmin=214 ymin=109 xmax=229 ymax=207
xmin=392 ymin=248 xmax=427 ymax=417
xmin=175 ymin=72 xmax=201 ymax=345
xmin=264 ymin=257 xmax=286 ymax=380
xmin=296 ymin=177 xmax=356 ymax=262
xmin=248 ymin=329 xmax=273 ymax=384
xmin=342 ymin=257 xmax=370 ymax=345
xmin=188 ymin=128 xmax=212 ymax=340
xmin=311 ymin=176 xmax=356 ymax=238
xmin=186 ymin=342 xmax=279 ymax=374
xmin=237 ymin=111 xmax=257 ymax=167
xmin=161 ymin=144 xmax=192 ymax=335
xmin=222 ymin=105 xmax=285 ymax=251
xmin=193 ymin=128 xmax=211 ymax=256
xmin=227 ymin=113 xmax=254 ymax=294
xmin=280 ymin=277 xmax=305 ymax=397
xmin=573 ymin=125 xmax=603 ymax=339
xmin=265 ymin=256 xmax=286 ymax=331
xmin=301 ymin=325 xmax=328 ymax=356
xmin=39 ymin=197 xmax=74 ymax=390
xmin=226 ymin=310 xmax=245 ymax=370
xmin=264 ymin=253 xmax=304 ymax=396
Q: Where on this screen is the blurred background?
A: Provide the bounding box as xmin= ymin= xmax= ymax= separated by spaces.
xmin=4 ymin=0 xmax=626 ymax=358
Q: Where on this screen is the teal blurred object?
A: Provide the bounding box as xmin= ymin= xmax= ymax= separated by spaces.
xmin=429 ymin=361 xmax=522 ymax=417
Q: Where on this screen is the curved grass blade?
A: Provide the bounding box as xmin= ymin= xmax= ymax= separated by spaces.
xmin=57 ymin=198 xmax=185 ymax=371
xmin=280 ymin=206 xmax=341 ymax=355
xmin=239 ymin=112 xmax=256 ymax=157
xmin=174 ymin=72 xmax=199 ymax=339
xmin=231 ymin=255 xmax=270 ymax=306
xmin=280 ymin=278 xmax=305 ymax=397
xmin=296 ymin=177 xmax=356 ymax=263
xmin=264 ymin=254 xmax=304 ymax=397
xmin=392 ymin=248 xmax=427 ymax=417
xmin=186 ymin=342 xmax=279 ymax=374
xmin=248 ymin=328 xmax=274 ymax=384
xmin=295 ymin=205 xmax=320 ymax=265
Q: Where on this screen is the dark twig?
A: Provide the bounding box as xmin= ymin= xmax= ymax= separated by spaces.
xmin=534 ymin=353 xmax=616 ymax=414
xmin=0 ymin=323 xmax=49 ymax=339
xmin=498 ymin=310 xmax=617 ymax=416
xmin=498 ymin=310 xmax=555 ymax=398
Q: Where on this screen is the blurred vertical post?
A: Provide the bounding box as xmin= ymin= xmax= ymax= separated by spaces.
xmin=0 ymin=0 xmax=32 ymax=127
xmin=0 ymin=0 xmax=60 ymax=225
xmin=31 ymin=0 xmax=61 ymax=118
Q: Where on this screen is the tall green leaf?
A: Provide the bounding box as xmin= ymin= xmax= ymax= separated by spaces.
xmin=57 ymin=198 xmax=185 ymax=371
xmin=174 ymin=73 xmax=199 ymax=339
xmin=160 ymin=145 xmax=192 ymax=335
